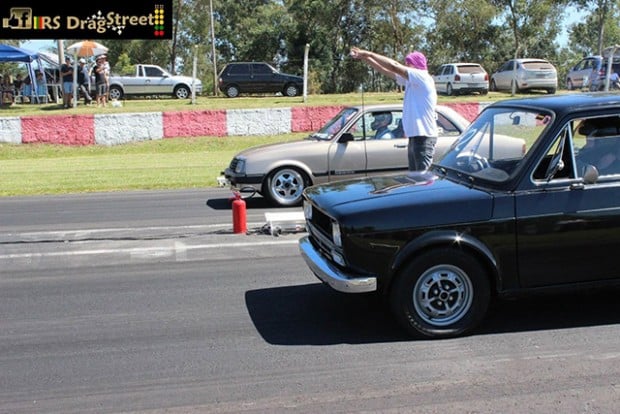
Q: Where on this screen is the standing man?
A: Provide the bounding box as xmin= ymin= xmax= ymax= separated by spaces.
xmin=60 ymin=56 xmax=74 ymax=108
xmin=77 ymin=58 xmax=93 ymax=105
xmin=350 ymin=47 xmax=438 ymax=171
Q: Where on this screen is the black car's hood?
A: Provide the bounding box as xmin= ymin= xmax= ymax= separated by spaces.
xmin=304 ymin=171 xmax=495 ymax=230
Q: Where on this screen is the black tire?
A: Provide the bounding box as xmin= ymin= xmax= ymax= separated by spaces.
xmin=263 ymin=167 xmax=308 ymax=207
xmin=225 ymin=85 xmax=240 ymax=98
xmin=566 ymin=79 xmax=574 ymax=90
xmin=490 ymin=79 xmax=497 ymax=92
xmin=284 ymin=83 xmax=300 ymax=97
xmin=389 ymin=248 xmax=490 ymax=339
xmin=109 ymin=85 xmax=123 ymax=100
xmin=174 ymin=85 xmax=191 ymax=99
xmin=546 ymin=87 xmax=556 ymax=94
xmin=446 ymin=83 xmax=454 ymax=96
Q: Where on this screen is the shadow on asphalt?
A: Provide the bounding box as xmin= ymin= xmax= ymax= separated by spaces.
xmin=245 ymin=283 xmax=620 ymax=344
xmin=206 ymin=195 xmax=286 ymax=210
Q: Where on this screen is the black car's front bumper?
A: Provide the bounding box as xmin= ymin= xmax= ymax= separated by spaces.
xmin=298 ymin=235 xmax=377 ymax=293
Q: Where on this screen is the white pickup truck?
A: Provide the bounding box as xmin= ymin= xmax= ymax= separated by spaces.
xmin=108 ymin=64 xmax=202 ymax=100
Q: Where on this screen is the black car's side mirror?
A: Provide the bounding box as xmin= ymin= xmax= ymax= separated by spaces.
xmin=582 ymin=164 xmax=599 ymax=184
xmin=340 ymin=133 xmax=354 ymax=143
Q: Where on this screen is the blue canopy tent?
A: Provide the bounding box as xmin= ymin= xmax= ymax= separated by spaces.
xmin=0 ymin=43 xmax=48 ymax=103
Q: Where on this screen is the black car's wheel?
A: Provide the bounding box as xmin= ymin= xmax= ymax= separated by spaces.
xmin=225 ymin=85 xmax=240 ymax=98
xmin=263 ymin=167 xmax=308 ymax=207
xmin=284 ymin=84 xmax=300 ymax=97
xmin=390 ymin=248 xmax=490 ymax=339
xmin=109 ymin=85 xmax=124 ymax=100
xmin=174 ymin=85 xmax=191 ymax=99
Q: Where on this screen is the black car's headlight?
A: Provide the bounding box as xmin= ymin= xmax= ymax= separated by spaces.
xmin=303 ymin=200 xmax=312 ymax=220
xmin=332 ymin=221 xmax=342 ymax=247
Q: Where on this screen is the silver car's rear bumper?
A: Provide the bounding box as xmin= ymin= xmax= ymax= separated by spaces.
xmin=298 ymin=236 xmax=377 ymax=293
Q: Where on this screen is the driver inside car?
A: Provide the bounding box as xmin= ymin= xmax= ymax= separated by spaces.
xmin=371 ymin=112 xmax=394 ymax=140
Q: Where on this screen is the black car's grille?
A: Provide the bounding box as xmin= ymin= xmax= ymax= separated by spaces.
xmin=311 ymin=206 xmax=333 ymax=237
xmin=307 ymin=205 xmax=336 ymax=256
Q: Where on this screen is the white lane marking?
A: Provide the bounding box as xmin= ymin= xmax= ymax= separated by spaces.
xmin=2 ymin=223 xmax=253 ymax=238
xmin=0 ymin=239 xmax=300 ymax=260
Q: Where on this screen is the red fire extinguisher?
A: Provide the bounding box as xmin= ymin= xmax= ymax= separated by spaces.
xmin=231 ymin=191 xmax=247 ymax=234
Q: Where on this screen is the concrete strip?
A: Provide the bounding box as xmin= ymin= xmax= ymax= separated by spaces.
xmin=0 ymin=116 xmax=22 ymax=144
xmin=94 ymin=112 xmax=163 ymax=145
xmin=227 ymin=107 xmax=292 ymax=136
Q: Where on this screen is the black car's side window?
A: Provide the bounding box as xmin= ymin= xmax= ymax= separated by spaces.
xmin=533 ymin=125 xmax=575 ymax=181
xmin=228 ymin=64 xmax=249 ymax=75
xmin=574 ymin=116 xmax=620 ymax=177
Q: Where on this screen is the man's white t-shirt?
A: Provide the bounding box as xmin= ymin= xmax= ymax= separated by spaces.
xmin=396 ymin=69 xmax=438 ymax=138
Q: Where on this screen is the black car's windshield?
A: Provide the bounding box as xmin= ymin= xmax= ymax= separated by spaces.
xmin=437 ymin=106 xmax=552 ymax=183
xmin=309 ymin=108 xmax=359 ymax=140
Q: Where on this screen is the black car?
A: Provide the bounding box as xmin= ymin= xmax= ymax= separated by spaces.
xmin=299 ymin=93 xmax=620 ymax=339
xmin=218 ymin=62 xmax=303 ymax=98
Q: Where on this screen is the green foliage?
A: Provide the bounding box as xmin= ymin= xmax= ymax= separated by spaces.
xmin=5 ymin=0 xmax=620 ymax=94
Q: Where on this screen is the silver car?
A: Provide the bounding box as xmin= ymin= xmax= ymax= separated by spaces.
xmin=224 ymin=104 xmax=470 ymax=207
xmin=490 ymin=58 xmax=557 ymax=94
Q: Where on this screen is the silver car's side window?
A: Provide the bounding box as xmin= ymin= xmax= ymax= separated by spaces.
xmin=347 ymin=110 xmax=402 ymax=141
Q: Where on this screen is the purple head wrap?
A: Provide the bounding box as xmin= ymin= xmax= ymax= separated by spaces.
xmin=405 ymin=51 xmax=427 ymax=70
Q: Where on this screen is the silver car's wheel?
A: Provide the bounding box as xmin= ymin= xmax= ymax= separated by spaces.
xmin=390 ymin=248 xmax=490 ymax=339
xmin=174 ymin=85 xmax=190 ymax=99
xmin=109 ymin=86 xmax=123 ymax=100
xmin=264 ymin=167 xmax=307 ymax=207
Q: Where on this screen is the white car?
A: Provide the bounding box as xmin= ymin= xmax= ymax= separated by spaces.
xmin=490 ymin=58 xmax=557 ymax=94
xmin=433 ymin=63 xmax=489 ymax=96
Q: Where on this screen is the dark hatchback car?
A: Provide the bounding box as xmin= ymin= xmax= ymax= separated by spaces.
xmin=218 ymin=62 xmax=303 ymax=98
xmin=299 ymin=93 xmax=620 ymax=339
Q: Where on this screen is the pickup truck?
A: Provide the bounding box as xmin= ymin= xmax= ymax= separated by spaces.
xmin=107 ymin=64 xmax=202 ymax=100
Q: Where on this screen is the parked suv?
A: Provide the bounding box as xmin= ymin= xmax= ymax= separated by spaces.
xmin=218 ymin=62 xmax=303 ymax=98
xmin=566 ymin=55 xmax=620 ymax=91
xmin=432 ymin=63 xmax=489 ymax=96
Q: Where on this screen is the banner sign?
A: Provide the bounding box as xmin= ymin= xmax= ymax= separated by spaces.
xmin=0 ymin=1 xmax=172 ymax=39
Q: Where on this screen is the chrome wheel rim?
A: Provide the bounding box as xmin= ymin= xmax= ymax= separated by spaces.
xmin=413 ymin=264 xmax=473 ymax=326
xmin=271 ymin=169 xmax=304 ymax=205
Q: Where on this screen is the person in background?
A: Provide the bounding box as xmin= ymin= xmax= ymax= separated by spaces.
xmin=350 ymin=47 xmax=438 ymax=171
xmin=60 ymin=56 xmax=74 ymax=108
xmin=13 ymin=73 xmax=23 ymax=95
xmin=1 ymin=73 xmax=15 ymax=106
xmin=93 ymin=55 xmax=108 ymax=107
xmin=35 ymin=71 xmax=48 ymax=103
xmin=77 ymin=58 xmax=93 ymax=105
